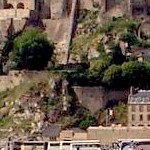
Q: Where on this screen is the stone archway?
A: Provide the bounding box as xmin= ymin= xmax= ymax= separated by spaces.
xmin=17 ymin=2 xmax=25 ymax=9
xmin=4 ymin=3 xmax=14 ymax=9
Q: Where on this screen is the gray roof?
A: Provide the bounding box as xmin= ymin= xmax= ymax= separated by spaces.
xmin=132 ymin=91 xmax=150 ymax=97
xmin=42 ymin=124 xmax=61 ymax=137
xmin=129 ymin=91 xmax=150 ymax=104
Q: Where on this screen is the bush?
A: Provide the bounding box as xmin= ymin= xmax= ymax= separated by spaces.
xmin=79 ymin=114 xmax=98 ymax=130
xmin=103 ymin=65 xmax=122 ymax=88
xmin=11 ymin=27 xmax=54 ymax=70
xmin=121 ymin=61 xmax=148 ymax=87
xmin=120 ymin=32 xmax=137 ymax=46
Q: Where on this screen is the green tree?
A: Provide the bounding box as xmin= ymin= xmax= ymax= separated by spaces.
xmin=11 ymin=27 xmax=54 ymax=70
xmin=121 ymin=61 xmax=147 ymax=87
xmin=114 ymin=103 xmax=127 ymax=125
xmin=120 ymin=32 xmax=137 ymax=46
xmin=110 ymin=43 xmax=126 ymax=65
xmin=103 ymin=64 xmax=122 ymax=88
xmin=79 ymin=114 xmax=98 ymax=130
xmin=89 ymin=58 xmax=110 ymax=77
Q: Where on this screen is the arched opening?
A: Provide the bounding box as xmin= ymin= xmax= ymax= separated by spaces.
xmin=17 ymin=3 xmax=25 ymax=9
xmin=4 ymin=3 xmax=14 ymax=9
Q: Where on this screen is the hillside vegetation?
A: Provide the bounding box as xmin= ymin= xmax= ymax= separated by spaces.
xmin=1 ymin=8 xmax=150 ymax=139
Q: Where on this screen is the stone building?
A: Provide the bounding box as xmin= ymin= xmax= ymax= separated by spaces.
xmin=0 ymin=0 xmax=149 ymax=64
xmin=128 ymin=90 xmax=150 ymax=126
xmin=97 ymin=0 xmax=150 ymax=19
xmin=0 ymin=0 xmax=74 ymax=64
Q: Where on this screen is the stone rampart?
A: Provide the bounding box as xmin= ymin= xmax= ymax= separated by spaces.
xmin=72 ymin=86 xmax=106 ymax=112
xmin=79 ymin=0 xmax=94 ymax=10
xmin=0 ymin=9 xmax=30 ymax=19
xmin=87 ymin=126 xmax=150 ymax=144
xmin=13 ymin=18 xmax=26 ymax=32
xmin=72 ymin=86 xmax=129 ymax=112
xmin=16 ymin=9 xmax=30 ymax=18
xmin=0 ymin=19 xmax=12 ymax=41
xmin=7 ymin=0 xmax=35 ymax=10
xmin=0 ymin=9 xmax=15 ymax=19
xmin=50 ymin=0 xmax=67 ymax=19
xmin=0 ymin=71 xmax=24 ymax=92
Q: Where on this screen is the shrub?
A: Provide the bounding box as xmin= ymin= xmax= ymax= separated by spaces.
xmin=11 ymin=27 xmax=54 ymax=70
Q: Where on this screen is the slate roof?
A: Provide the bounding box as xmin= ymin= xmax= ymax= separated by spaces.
xmin=129 ymin=91 xmax=150 ymax=104
xmin=132 ymin=91 xmax=150 ymax=97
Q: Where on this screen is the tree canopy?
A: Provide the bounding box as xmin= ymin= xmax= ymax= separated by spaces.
xmin=11 ymin=27 xmax=54 ymax=70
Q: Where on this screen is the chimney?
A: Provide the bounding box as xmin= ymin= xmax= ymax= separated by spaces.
xmin=130 ymin=86 xmax=137 ymax=95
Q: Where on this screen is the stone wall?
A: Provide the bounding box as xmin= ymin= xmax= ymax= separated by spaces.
xmin=79 ymin=0 xmax=94 ymax=10
xmin=50 ymin=0 xmax=67 ymax=19
xmin=43 ymin=0 xmax=77 ymax=64
xmin=72 ymin=86 xmax=129 ymax=112
xmin=87 ymin=126 xmax=150 ymax=144
xmin=0 ymin=18 xmax=26 ymax=42
xmin=0 ymin=19 xmax=12 ymax=41
xmin=72 ymin=86 xmax=107 ymax=112
xmin=0 ymin=71 xmax=24 ymax=92
xmin=6 ymin=0 xmax=35 ymax=10
xmin=40 ymin=0 xmax=51 ymax=19
xmin=0 ymin=9 xmax=30 ymax=19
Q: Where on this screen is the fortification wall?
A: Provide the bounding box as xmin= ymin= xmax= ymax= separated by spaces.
xmin=50 ymin=0 xmax=67 ymax=19
xmin=72 ymin=86 xmax=129 ymax=112
xmin=0 ymin=19 xmax=12 ymax=41
xmin=0 ymin=9 xmax=30 ymax=19
xmin=0 ymin=71 xmax=24 ymax=92
xmin=40 ymin=0 xmax=51 ymax=19
xmin=73 ymin=86 xmax=106 ymax=112
xmin=6 ymin=0 xmax=35 ymax=10
xmin=79 ymin=0 xmax=94 ymax=10
xmin=87 ymin=126 xmax=150 ymax=144
xmin=13 ymin=18 xmax=26 ymax=32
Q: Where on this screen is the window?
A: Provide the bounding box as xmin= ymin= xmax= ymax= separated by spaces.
xmin=147 ymin=114 xmax=150 ymax=121
xmin=17 ymin=3 xmax=24 ymax=9
xmin=139 ymin=114 xmax=143 ymax=121
xmin=147 ymin=105 xmax=150 ymax=112
xmin=139 ymin=105 xmax=144 ymax=112
xmin=132 ymin=114 xmax=135 ymax=121
xmin=4 ymin=3 xmax=13 ymax=9
xmin=131 ymin=105 xmax=136 ymax=112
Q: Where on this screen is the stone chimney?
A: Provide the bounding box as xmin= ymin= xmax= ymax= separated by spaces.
xmin=129 ymin=86 xmax=137 ymax=95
